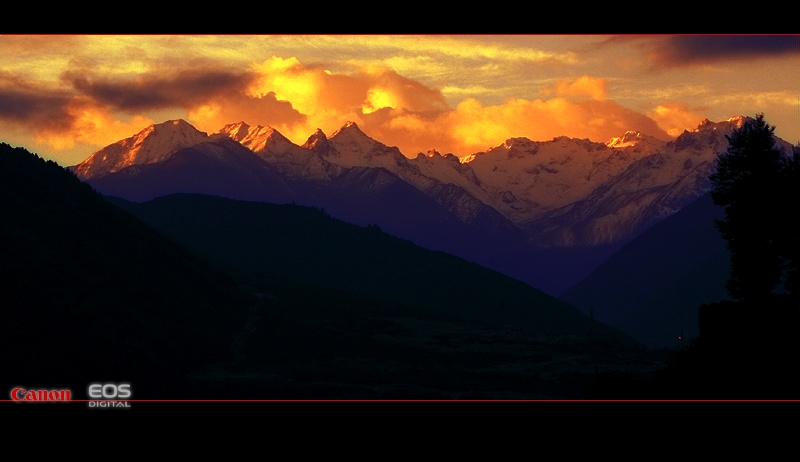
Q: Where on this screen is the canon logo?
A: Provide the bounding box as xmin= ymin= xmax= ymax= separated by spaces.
xmin=10 ymin=387 xmax=71 ymax=401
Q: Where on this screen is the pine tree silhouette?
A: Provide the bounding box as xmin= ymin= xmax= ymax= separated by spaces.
xmin=709 ymin=113 xmax=793 ymax=302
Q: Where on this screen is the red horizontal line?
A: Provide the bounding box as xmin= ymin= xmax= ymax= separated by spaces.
xmin=3 ymin=399 xmax=800 ymax=403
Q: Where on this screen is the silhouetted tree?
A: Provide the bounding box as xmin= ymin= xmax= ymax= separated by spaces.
xmin=709 ymin=114 xmax=794 ymax=302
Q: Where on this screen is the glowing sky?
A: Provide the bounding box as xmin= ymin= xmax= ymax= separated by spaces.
xmin=0 ymin=34 xmax=797 ymax=166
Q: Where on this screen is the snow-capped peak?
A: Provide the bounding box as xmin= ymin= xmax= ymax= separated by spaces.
xmin=329 ymin=121 xmax=375 ymax=150
xmin=606 ymin=131 xmax=645 ymax=148
xmin=73 ymin=119 xmax=209 ymax=179
xmin=503 ymin=137 xmax=537 ymax=150
xmin=217 ymin=121 xmax=251 ymax=143
xmin=218 ymin=122 xmax=297 ymax=154
xmin=303 ymin=129 xmax=329 ymax=150
xmin=418 ymin=149 xmax=444 ymax=158
xmin=694 ymin=116 xmax=748 ymax=133
xmin=145 ymin=119 xmax=206 ymax=139
xmin=327 ymin=121 xmax=379 ymax=160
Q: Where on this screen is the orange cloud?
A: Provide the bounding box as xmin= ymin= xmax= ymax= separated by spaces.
xmin=8 ymin=53 xmax=681 ymax=165
xmin=33 ymin=97 xmax=153 ymax=151
xmin=225 ymin=58 xmax=646 ymax=159
xmin=199 ymin=57 xmax=453 ymax=150
xmin=356 ymin=95 xmax=671 ymax=158
xmin=360 ymin=65 xmax=450 ymax=114
xmin=247 ymin=56 xmax=330 ymax=115
xmin=188 ymin=90 xmax=306 ymax=136
xmin=555 ymin=75 xmax=607 ymax=100
xmin=647 ymin=102 xmax=706 ymax=138
xmin=445 ymin=97 xmax=667 ymax=154
xmin=359 ymin=107 xmax=449 ymax=156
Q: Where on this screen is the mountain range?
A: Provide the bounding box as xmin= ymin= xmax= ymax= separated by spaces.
xmin=68 ymin=115 xmax=798 ymax=351
xmin=73 ymin=116 xmax=791 ymax=299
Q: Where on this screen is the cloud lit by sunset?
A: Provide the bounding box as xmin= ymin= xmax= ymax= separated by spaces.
xmin=33 ymin=97 xmax=155 ymax=151
xmin=648 ymin=102 xmax=708 ymax=138
xmin=187 ymin=61 xmax=681 ymax=157
xmin=0 ymin=35 xmax=797 ymax=166
xmin=555 ymin=75 xmax=608 ymax=100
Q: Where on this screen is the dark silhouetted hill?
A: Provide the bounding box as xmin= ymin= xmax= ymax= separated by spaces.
xmin=0 ymin=142 xmax=251 ymax=398
xmin=114 ymin=192 xmax=629 ymax=337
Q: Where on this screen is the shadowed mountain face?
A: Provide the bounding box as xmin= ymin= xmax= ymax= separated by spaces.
xmin=284 ymin=166 xmax=521 ymax=261
xmin=561 ymin=193 xmax=732 ymax=349
xmin=0 ymin=143 xmax=252 ymax=398
xmin=86 ymin=138 xmax=296 ymax=204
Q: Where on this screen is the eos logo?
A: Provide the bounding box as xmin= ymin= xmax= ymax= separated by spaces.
xmin=87 ymin=383 xmax=132 ymax=408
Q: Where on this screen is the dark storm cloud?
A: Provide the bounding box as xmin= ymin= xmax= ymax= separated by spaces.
xmin=0 ymin=74 xmax=73 ymax=129
xmin=656 ymin=35 xmax=799 ymax=65
xmin=599 ymin=35 xmax=799 ymax=69
xmin=61 ymin=67 xmax=255 ymax=111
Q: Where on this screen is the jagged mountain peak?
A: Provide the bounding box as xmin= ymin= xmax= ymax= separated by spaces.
xmin=502 ymin=137 xmax=539 ymax=149
xmin=481 ymin=136 xmax=608 ymax=159
xmin=417 ymin=148 xmax=449 ymax=159
xmin=669 ymin=116 xmax=748 ymax=152
xmin=216 ymin=121 xmax=278 ymax=139
xmin=329 ymin=121 xmax=373 ymax=144
xmin=672 ymin=116 xmax=749 ymax=142
xmin=342 ymin=120 xmax=360 ymax=130
xmin=415 ymin=149 xmax=462 ymax=165
xmin=606 ymin=130 xmax=645 ymax=148
xmin=215 ymin=122 xmax=297 ymax=155
xmin=326 ymin=121 xmax=392 ymax=164
xmin=604 ymin=130 xmax=668 ymax=153
xmin=138 ymin=118 xmax=207 ymax=138
xmin=302 ymin=128 xmax=330 ymax=150
xmin=217 ymin=121 xmax=251 ymax=142
xmin=695 ymin=115 xmax=748 ymax=133
xmin=73 ymin=119 xmax=209 ymax=179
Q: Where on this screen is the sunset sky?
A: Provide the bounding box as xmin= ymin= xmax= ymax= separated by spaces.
xmin=0 ymin=34 xmax=797 ymax=166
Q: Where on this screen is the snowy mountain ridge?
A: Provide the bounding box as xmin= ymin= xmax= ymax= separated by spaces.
xmin=73 ymin=119 xmax=210 ymax=179
xmin=73 ymin=115 xmax=775 ymax=249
